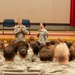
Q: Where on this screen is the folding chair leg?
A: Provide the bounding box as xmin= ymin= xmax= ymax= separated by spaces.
xmin=3 ymin=26 xmax=4 ymax=34
xmin=29 ymin=26 xmax=30 ymax=35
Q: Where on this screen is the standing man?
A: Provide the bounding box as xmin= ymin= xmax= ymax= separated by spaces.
xmin=37 ymin=23 xmax=48 ymax=44
xmin=14 ymin=18 xmax=28 ymax=41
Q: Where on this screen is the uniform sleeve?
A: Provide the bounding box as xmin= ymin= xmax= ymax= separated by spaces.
xmin=44 ymin=30 xmax=48 ymax=42
xmin=22 ymin=26 xmax=28 ymax=34
xmin=13 ymin=26 xmax=20 ymax=34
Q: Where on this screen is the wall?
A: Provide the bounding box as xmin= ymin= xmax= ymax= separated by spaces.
xmin=0 ymin=0 xmax=70 ymax=23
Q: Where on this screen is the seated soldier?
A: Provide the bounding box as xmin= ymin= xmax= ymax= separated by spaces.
xmin=17 ymin=40 xmax=29 ymax=50
xmin=14 ymin=46 xmax=28 ymax=66
xmin=25 ymin=41 xmax=36 ymax=62
xmin=45 ymin=43 xmax=75 ymax=74
xmin=31 ymin=44 xmax=40 ymax=62
xmin=1 ymin=45 xmax=27 ymax=71
xmin=14 ymin=41 xmax=29 ymax=61
xmin=30 ymin=46 xmax=53 ymax=74
xmin=0 ymin=41 xmax=5 ymax=66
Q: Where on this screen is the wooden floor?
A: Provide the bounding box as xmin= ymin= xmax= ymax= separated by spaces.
xmin=0 ymin=30 xmax=75 ymax=37
xmin=0 ymin=30 xmax=75 ymax=41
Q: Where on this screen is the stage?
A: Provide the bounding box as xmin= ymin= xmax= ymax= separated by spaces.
xmin=0 ymin=30 xmax=75 ymax=44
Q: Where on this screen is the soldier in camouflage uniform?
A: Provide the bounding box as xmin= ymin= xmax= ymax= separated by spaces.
xmin=1 ymin=45 xmax=27 ymax=71
xmin=14 ymin=18 xmax=28 ymax=41
xmin=44 ymin=43 xmax=74 ymax=74
xmin=37 ymin=23 xmax=48 ymax=45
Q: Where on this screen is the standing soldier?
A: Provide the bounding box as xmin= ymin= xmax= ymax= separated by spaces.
xmin=14 ymin=18 xmax=28 ymax=41
xmin=37 ymin=23 xmax=48 ymax=44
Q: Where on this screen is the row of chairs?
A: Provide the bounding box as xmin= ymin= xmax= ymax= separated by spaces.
xmin=2 ymin=19 xmax=30 ymax=34
xmin=1 ymin=69 xmax=41 ymax=75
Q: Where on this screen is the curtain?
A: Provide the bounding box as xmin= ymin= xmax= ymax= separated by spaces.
xmin=70 ymin=0 xmax=75 ymax=26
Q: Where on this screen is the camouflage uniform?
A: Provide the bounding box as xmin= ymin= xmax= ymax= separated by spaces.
xmin=0 ymin=55 xmax=5 ymax=66
xmin=1 ymin=61 xmax=27 ymax=71
xmin=13 ymin=25 xmax=28 ymax=41
xmin=38 ymin=28 xmax=48 ymax=44
xmin=31 ymin=54 xmax=40 ymax=62
xmin=25 ymin=48 xmax=33 ymax=62
xmin=45 ymin=62 xmax=75 ymax=74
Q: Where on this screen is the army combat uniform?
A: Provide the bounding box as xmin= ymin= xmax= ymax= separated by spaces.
xmin=38 ymin=28 xmax=48 ymax=44
xmin=14 ymin=25 xmax=28 ymax=41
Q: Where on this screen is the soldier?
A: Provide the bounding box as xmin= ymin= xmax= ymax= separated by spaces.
xmin=14 ymin=46 xmax=27 ymax=65
xmin=45 ymin=43 xmax=74 ymax=74
xmin=37 ymin=23 xmax=48 ymax=45
xmin=30 ymin=46 xmax=53 ymax=74
xmin=14 ymin=18 xmax=28 ymax=41
xmin=1 ymin=45 xmax=27 ymax=71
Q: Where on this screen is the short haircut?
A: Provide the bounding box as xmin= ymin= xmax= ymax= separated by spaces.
xmin=69 ymin=45 xmax=75 ymax=61
xmin=50 ymin=40 xmax=56 ymax=45
xmin=42 ymin=23 xmax=46 ymax=27
xmin=40 ymin=43 xmax=46 ymax=50
xmin=18 ymin=46 xmax=27 ymax=58
xmin=33 ymin=44 xmax=40 ymax=55
xmin=17 ymin=41 xmax=29 ymax=49
xmin=30 ymin=41 xmax=37 ymax=48
xmin=11 ymin=44 xmax=18 ymax=55
xmin=66 ymin=41 xmax=73 ymax=49
xmin=3 ymin=45 xmax=15 ymax=60
xmin=39 ymin=47 xmax=53 ymax=61
xmin=46 ymin=42 xmax=50 ymax=46
xmin=54 ymin=43 xmax=69 ymax=62
xmin=29 ymin=36 xmax=35 ymax=41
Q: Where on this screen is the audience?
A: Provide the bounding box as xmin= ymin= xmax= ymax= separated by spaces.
xmin=0 ymin=38 xmax=75 ymax=74
xmin=1 ymin=45 xmax=27 ymax=71
xmin=30 ymin=46 xmax=53 ymax=74
xmin=50 ymin=43 xmax=72 ymax=74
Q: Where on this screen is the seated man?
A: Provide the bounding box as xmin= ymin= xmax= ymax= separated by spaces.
xmin=45 ymin=43 xmax=75 ymax=74
xmin=14 ymin=46 xmax=28 ymax=66
xmin=31 ymin=44 xmax=40 ymax=62
xmin=14 ymin=18 xmax=28 ymax=41
xmin=30 ymin=46 xmax=53 ymax=74
xmin=1 ymin=45 xmax=27 ymax=71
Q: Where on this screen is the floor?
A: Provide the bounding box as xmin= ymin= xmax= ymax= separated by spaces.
xmin=0 ymin=30 xmax=75 ymax=39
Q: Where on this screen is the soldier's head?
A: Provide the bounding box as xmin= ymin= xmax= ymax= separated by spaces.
xmin=69 ymin=45 xmax=75 ymax=61
xmin=50 ymin=40 xmax=56 ymax=45
xmin=56 ymin=38 xmax=63 ymax=44
xmin=40 ymin=22 xmax=46 ymax=29
xmin=18 ymin=46 xmax=27 ymax=58
xmin=54 ymin=43 xmax=70 ymax=63
xmin=29 ymin=36 xmax=35 ymax=43
xmin=3 ymin=45 xmax=15 ymax=61
xmin=17 ymin=41 xmax=29 ymax=50
xmin=17 ymin=18 xmax=22 ymax=25
xmin=33 ymin=44 xmax=40 ymax=55
xmin=39 ymin=46 xmax=53 ymax=61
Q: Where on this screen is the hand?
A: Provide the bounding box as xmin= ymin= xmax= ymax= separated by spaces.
xmin=20 ymin=27 xmax=22 ymax=31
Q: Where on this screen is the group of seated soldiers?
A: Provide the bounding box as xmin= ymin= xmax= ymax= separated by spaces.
xmin=0 ymin=37 xmax=75 ymax=75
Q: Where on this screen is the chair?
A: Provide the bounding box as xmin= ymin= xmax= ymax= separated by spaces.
xmin=3 ymin=19 xmax=15 ymax=34
xmin=2 ymin=72 xmax=40 ymax=75
xmin=22 ymin=19 xmax=30 ymax=34
xmin=3 ymin=69 xmax=24 ymax=72
xmin=29 ymin=68 xmax=41 ymax=72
